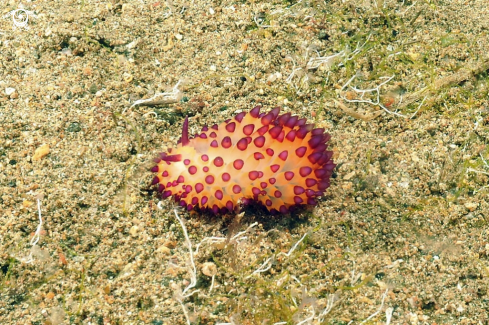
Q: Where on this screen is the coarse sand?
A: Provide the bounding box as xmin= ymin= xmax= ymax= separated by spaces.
xmin=1 ymin=0 xmax=489 ymax=324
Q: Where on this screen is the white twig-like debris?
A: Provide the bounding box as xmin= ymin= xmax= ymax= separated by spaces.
xmin=385 ymin=307 xmax=394 ymax=325
xmin=22 ymin=197 xmax=43 ymax=264
xmin=286 ymin=51 xmax=344 ymax=91
xmin=345 ymin=34 xmax=372 ymax=61
xmin=31 ymin=198 xmax=43 ymax=247
xmin=296 ymin=308 xmax=315 ymax=325
xmin=175 ymin=293 xmax=191 ymax=325
xmin=125 ymin=80 xmax=184 ymax=112
xmin=248 ymin=231 xmax=309 ymax=279
xmin=359 ymin=289 xmax=389 ymax=324
xmin=340 ymin=74 xmax=408 ymax=118
xmin=173 ymin=209 xmax=200 ymax=298
xmin=306 ymin=51 xmax=344 ymax=70
xmin=194 ymin=221 xmax=258 ymax=255
xmin=209 ymin=274 xmax=216 ymax=293
xmin=246 ymin=256 xmax=274 ymax=278
xmin=318 ymin=293 xmax=340 ymax=321
xmin=467 ymin=168 xmax=489 ymax=175
xmin=410 ymin=95 xmax=427 ymax=119
xmin=279 ymin=232 xmax=308 ymax=258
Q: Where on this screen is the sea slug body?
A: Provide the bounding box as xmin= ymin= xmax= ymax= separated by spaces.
xmin=151 ymin=106 xmax=335 ymax=214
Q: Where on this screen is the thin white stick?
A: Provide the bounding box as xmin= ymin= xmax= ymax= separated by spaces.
xmin=23 ymin=198 xmax=43 ymax=264
xmin=173 ymin=209 xmax=199 ymax=297
xmin=31 ymin=198 xmax=43 ymax=246
xmin=231 ymin=222 xmax=258 ymax=241
xmin=279 ymin=232 xmax=308 ymax=258
xmin=306 ymin=51 xmax=344 ymax=70
xmin=318 ymin=293 xmax=339 ymax=321
xmin=194 ymin=237 xmax=227 ymax=255
xmin=209 ymin=274 xmax=216 ymax=293
xmin=296 ymin=307 xmax=315 ymax=325
xmin=247 ymin=256 xmax=274 ymax=278
xmin=124 ymin=80 xmax=183 ymax=113
xmin=467 ymin=168 xmax=489 ymax=175
xmin=385 ymin=307 xmax=394 ymax=325
xmin=480 ymin=152 xmax=489 ymax=168
xmin=410 ymin=95 xmax=427 ymax=119
xmin=359 ymin=289 xmax=389 ymax=324
xmin=177 ymin=299 xmax=191 ymax=325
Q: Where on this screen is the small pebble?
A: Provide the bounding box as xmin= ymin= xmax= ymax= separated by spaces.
xmin=67 ymin=122 xmax=81 ymax=132
xmin=32 ymin=144 xmax=50 ymax=161
xmin=464 ymin=202 xmax=478 ymax=212
xmin=129 ymin=225 xmax=139 ymax=237
xmin=157 ymin=246 xmax=171 ymax=256
xmin=201 ymin=262 xmax=217 ymax=276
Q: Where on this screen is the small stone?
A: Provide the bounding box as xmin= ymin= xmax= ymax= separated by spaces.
xmin=61 ymin=48 xmax=72 ymax=56
xmin=129 ymin=225 xmax=139 ymax=237
xmin=163 ymin=240 xmax=177 ymax=249
xmin=201 ymin=262 xmax=217 ymax=277
xmin=83 ymin=66 xmax=93 ymax=76
xmin=343 ymin=171 xmax=356 ymax=180
xmin=123 ymin=72 xmax=133 ymax=82
xmin=162 ymin=37 xmax=174 ymax=51
xmin=22 ymin=200 xmax=34 ymax=207
xmin=66 ymin=122 xmax=81 ymax=132
xmin=32 ymin=144 xmax=50 ymax=161
xmin=464 ymin=202 xmax=478 ymax=212
xmin=89 ymin=83 xmax=98 ymax=94
xmin=5 ymin=87 xmax=15 ymax=96
xmin=126 ymin=39 xmax=140 ymax=49
xmin=73 ymin=256 xmax=85 ymax=262
xmin=157 ymin=246 xmax=171 ymax=256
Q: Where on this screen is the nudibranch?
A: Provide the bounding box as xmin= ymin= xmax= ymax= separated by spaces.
xmin=151 ymin=106 xmax=335 ymax=214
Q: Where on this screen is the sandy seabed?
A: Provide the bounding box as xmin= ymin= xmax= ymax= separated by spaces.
xmin=1 ymin=0 xmax=489 ymax=324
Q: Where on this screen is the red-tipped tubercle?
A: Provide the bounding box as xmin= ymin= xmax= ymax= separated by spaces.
xmin=181 ymin=116 xmax=189 ymax=146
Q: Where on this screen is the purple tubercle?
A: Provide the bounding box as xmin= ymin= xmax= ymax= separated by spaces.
xmin=181 ymin=116 xmax=190 ymax=146
xmin=160 ymin=154 xmax=182 ymax=162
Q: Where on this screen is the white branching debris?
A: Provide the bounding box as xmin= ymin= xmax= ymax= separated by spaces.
xmin=20 ymin=196 xmax=44 ymax=264
xmin=339 ymin=74 xmax=404 ymax=117
xmin=164 ymin=208 xmax=393 ymax=324
xmin=167 ymin=208 xmax=258 ymax=324
xmin=125 ymin=80 xmax=185 ymax=113
xmin=359 ymin=289 xmax=389 ymax=325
